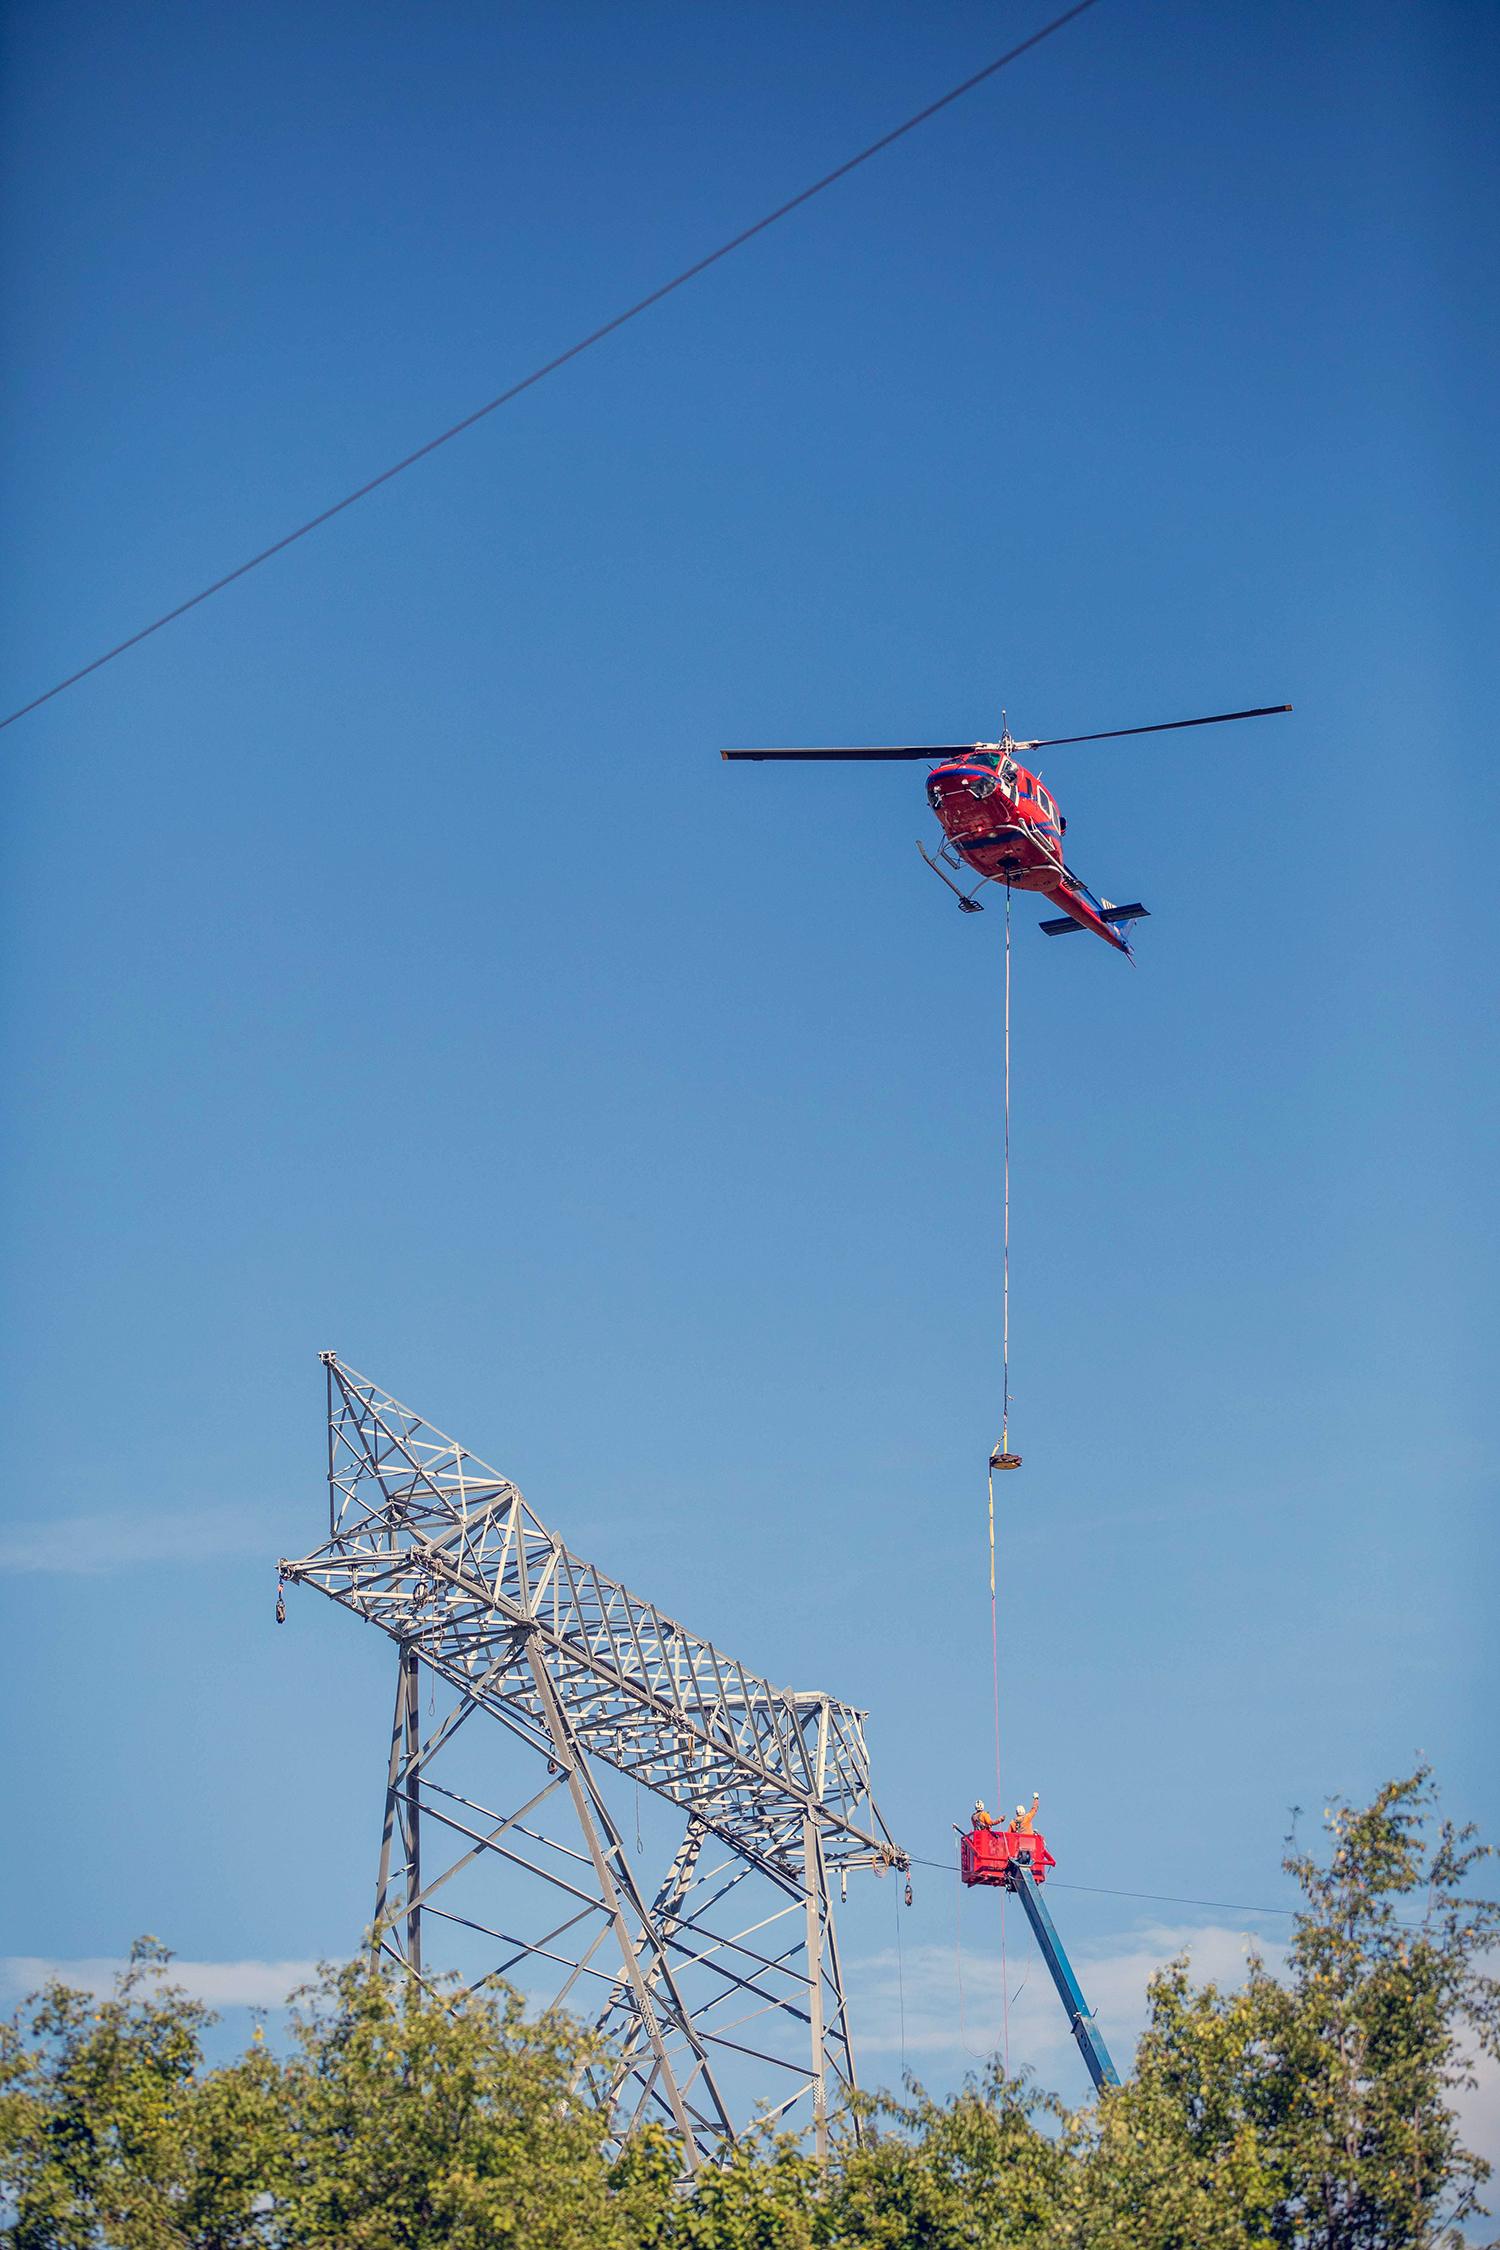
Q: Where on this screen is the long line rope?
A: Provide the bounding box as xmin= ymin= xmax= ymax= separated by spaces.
xmin=987 ymin=887 xmax=1012 ymax=1816
xmin=1000 ymin=1883 xmax=1011 ymax=2074
xmin=1001 ymin=879 xmax=1014 ymax=1466
xmin=988 ymin=1462 xmax=1002 ymax=1808
xmin=992 ymin=888 xmax=1012 ymax=2071
xmin=0 ymin=1 xmax=1103 ymax=737
xmin=895 ymin=1876 xmax=907 ymax=2079
xmin=955 ymin=1880 xmax=989 ymax=2063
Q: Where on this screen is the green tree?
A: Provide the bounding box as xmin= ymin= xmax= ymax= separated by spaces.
xmin=0 ymin=1949 xmax=619 ymax=2249
xmin=0 ymin=1935 xmax=279 ymax=2249
xmin=1072 ymin=1765 xmax=1499 ymax=2249
xmin=1073 ymin=1958 xmax=1295 ymax=2250
xmin=828 ymin=2067 xmax=1077 ymax=2247
xmin=256 ymin=1959 xmax=622 ymax=2248
xmin=2 ymin=1771 xmax=1495 ymax=2248
xmin=1275 ymin=1767 xmax=1499 ymax=2245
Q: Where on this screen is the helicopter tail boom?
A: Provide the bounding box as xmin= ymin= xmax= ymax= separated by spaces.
xmin=1036 ymin=877 xmax=1147 ymax=953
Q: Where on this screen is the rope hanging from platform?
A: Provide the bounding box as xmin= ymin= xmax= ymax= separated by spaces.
xmin=989 ymin=1456 xmax=1002 ymax=1813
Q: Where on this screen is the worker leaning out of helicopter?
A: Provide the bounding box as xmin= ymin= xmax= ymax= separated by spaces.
xmin=972 ymin=1792 xmax=1040 ymax=1834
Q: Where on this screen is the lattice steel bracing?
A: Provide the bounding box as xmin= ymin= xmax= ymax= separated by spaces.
xmin=279 ymin=1355 xmax=907 ymax=2170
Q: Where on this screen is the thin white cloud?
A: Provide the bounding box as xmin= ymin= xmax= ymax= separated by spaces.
xmin=1456 ymin=2040 xmax=1500 ymax=2179
xmin=1451 ymin=1957 xmax=1500 ymax=2187
xmin=0 ymin=1508 xmax=282 ymax=1575
xmin=851 ymin=1919 xmax=1286 ymax=2072
xmin=0 ymin=1956 xmax=320 ymax=2009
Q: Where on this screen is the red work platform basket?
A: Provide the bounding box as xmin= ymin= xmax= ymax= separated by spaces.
xmin=960 ymin=1826 xmax=1056 ymax=1887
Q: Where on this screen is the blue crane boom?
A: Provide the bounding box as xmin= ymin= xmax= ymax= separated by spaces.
xmin=959 ymin=1823 xmax=1119 ymax=2094
xmin=1004 ymin=1853 xmax=1120 ymax=2092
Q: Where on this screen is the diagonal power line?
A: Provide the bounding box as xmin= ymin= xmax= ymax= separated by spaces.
xmin=2 ymin=0 xmax=1102 ymax=735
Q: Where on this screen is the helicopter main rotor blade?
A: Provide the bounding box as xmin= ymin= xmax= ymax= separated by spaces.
xmin=721 ymin=745 xmax=974 ymax=761
xmin=1021 ymin=703 xmax=1292 ymax=750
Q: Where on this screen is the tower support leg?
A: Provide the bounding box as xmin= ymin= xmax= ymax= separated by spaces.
xmin=523 ymin=1638 xmax=732 ymax=2171
xmin=372 ymin=1641 xmax=423 ymax=1975
xmin=803 ymin=1814 xmax=829 ymax=2159
xmin=819 ymin=1848 xmax=860 ymax=2135
xmin=598 ymin=1817 xmax=708 ymax=2112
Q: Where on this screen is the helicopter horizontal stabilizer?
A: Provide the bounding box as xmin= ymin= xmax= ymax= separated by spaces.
xmin=1039 ymin=902 xmax=1149 ymax=935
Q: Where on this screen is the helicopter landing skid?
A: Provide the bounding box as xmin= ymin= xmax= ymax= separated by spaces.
xmin=917 ymin=838 xmax=986 ymax=912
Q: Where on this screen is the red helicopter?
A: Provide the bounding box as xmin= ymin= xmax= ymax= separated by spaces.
xmin=723 ymin=702 xmax=1292 ymax=953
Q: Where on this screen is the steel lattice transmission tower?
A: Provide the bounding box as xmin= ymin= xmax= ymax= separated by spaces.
xmin=279 ymin=1355 xmax=908 ymax=2170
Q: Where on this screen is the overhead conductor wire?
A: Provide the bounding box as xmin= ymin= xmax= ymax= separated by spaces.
xmin=0 ymin=0 xmax=1103 ymax=736
xmin=906 ymin=1853 xmax=1449 ymax=1928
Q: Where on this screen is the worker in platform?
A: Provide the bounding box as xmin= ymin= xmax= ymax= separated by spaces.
xmin=1008 ymin=1793 xmax=1040 ymax=1833
xmin=971 ymin=1798 xmax=995 ymax=1831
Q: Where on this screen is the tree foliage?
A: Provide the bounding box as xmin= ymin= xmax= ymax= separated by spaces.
xmin=2 ymin=1769 xmax=1495 ymax=2247
xmin=1064 ymin=1766 xmax=1500 ymax=2249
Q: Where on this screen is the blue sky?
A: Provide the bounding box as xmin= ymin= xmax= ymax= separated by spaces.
xmin=2 ymin=0 xmax=1495 ymax=2154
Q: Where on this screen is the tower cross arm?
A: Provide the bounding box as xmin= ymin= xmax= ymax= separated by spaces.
xmin=279 ymin=1358 xmax=906 ymax=1875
